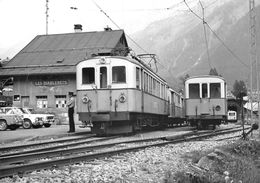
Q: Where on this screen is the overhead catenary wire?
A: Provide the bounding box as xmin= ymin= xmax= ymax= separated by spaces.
xmin=92 ymin=0 xmax=149 ymax=54
xmin=91 ymin=0 xmax=181 ymax=85
xmin=199 ymin=0 xmax=212 ymax=69
xmin=183 ymin=0 xmax=249 ymax=69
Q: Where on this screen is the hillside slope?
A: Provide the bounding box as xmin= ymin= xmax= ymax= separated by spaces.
xmin=129 ymin=0 xmax=260 ymax=88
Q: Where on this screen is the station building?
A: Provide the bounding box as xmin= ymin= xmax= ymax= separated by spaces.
xmin=0 ymin=27 xmax=129 ymax=123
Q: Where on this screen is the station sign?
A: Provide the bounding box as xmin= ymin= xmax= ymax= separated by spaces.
xmin=34 ymin=80 xmax=68 ymax=86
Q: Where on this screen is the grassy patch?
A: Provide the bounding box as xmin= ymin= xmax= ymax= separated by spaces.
xmin=166 ymin=140 xmax=260 ymax=183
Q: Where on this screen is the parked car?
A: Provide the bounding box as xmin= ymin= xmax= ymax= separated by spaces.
xmin=0 ymin=108 xmax=23 ymax=131
xmin=1 ymin=107 xmax=44 ymax=129
xmin=24 ymin=108 xmax=55 ymax=128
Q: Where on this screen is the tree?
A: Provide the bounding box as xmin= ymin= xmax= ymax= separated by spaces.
xmin=179 ymin=74 xmax=190 ymax=86
xmin=232 ymin=80 xmax=247 ymax=99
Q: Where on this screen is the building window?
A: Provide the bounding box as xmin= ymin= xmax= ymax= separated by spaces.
xmin=55 ymin=95 xmax=66 ymax=108
xmin=189 ymin=84 xmax=199 ymax=99
xmin=82 ymin=67 xmax=95 ymax=84
xmin=14 ymin=95 xmax=20 ymax=101
xmin=112 ymin=66 xmax=126 ymax=83
xmin=36 ymin=96 xmax=48 ymax=108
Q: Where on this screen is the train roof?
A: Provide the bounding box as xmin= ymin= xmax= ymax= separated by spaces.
xmin=77 ymin=55 xmax=168 ymax=84
xmin=185 ymin=75 xmax=225 ymax=83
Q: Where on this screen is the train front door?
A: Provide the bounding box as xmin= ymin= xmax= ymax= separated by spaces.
xmin=201 ymin=83 xmax=210 ymax=114
xmin=97 ymin=66 xmax=110 ymax=112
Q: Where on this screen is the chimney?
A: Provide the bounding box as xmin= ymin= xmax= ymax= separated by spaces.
xmin=74 ymin=24 xmax=82 ymax=32
xmin=104 ymin=26 xmax=112 ymax=31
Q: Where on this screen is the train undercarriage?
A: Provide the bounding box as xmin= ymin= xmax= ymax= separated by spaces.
xmin=79 ymin=112 xmax=178 ymax=136
xmin=188 ymin=115 xmax=226 ymax=130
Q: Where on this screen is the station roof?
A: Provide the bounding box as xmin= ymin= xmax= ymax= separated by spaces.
xmin=0 ymin=29 xmax=128 ymax=76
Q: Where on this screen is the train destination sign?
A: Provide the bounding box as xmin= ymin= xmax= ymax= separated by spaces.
xmin=34 ymin=80 xmax=68 ymax=86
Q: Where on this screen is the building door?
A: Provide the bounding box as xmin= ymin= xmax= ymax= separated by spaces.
xmin=21 ymin=96 xmax=30 ymax=107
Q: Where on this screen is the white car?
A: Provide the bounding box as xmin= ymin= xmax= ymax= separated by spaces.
xmin=25 ymin=108 xmax=55 ymax=128
xmin=1 ymin=107 xmax=44 ymax=129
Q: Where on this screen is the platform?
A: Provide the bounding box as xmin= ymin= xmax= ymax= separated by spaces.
xmin=0 ymin=125 xmax=91 ymax=145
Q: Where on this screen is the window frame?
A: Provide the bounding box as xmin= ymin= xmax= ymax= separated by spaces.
xmin=82 ymin=67 xmax=95 ymax=85
xmin=188 ymin=83 xmax=200 ymax=99
xmin=112 ymin=66 xmax=126 ymax=83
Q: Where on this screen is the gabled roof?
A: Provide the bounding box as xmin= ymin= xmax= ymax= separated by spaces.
xmin=0 ymin=29 xmax=128 ymax=76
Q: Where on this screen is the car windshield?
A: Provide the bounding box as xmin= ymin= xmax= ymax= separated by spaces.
xmin=13 ymin=108 xmax=24 ymax=114
xmin=20 ymin=108 xmax=32 ymax=114
xmin=27 ymin=108 xmax=37 ymax=114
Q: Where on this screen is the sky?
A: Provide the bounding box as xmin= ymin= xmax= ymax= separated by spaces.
xmin=0 ymin=0 xmax=189 ymax=59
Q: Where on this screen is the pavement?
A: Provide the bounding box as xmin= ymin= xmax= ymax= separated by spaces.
xmin=0 ymin=125 xmax=91 ymax=145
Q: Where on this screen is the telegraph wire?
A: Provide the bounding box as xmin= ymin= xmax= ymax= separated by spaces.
xmin=92 ymin=0 xmax=149 ymax=54
xmin=92 ymin=0 xmax=181 ymax=85
xmin=183 ymin=0 xmax=249 ymax=69
xmin=199 ymin=0 xmax=212 ymax=69
xmin=204 ymin=0 xmax=219 ymax=9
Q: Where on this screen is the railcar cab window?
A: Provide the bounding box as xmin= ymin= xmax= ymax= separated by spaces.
xmin=82 ymin=67 xmax=95 ymax=84
xmin=210 ymin=83 xmax=221 ymax=98
xmin=112 ymin=66 xmax=126 ymax=83
xmin=202 ymin=83 xmax=208 ymax=98
xmin=189 ymin=84 xmax=199 ymax=99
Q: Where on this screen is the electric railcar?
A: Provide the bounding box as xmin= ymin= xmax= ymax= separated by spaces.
xmin=76 ymin=55 xmax=185 ymax=135
xmin=227 ymin=110 xmax=237 ymax=122
xmin=184 ymin=75 xmax=227 ymax=129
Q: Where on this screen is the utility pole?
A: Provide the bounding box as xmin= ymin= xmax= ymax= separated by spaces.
xmin=46 ymin=0 xmax=49 ymax=35
xmin=249 ymin=0 xmax=259 ymax=135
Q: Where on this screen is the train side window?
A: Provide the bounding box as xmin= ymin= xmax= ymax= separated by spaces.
xmin=144 ymin=72 xmax=148 ymax=92
xmin=189 ymin=84 xmax=199 ymax=99
xmin=202 ymin=83 xmax=208 ymax=98
xmin=112 ymin=66 xmax=126 ymax=83
xmin=136 ymin=67 xmax=140 ymax=89
xmin=82 ymin=67 xmax=95 ymax=84
xmin=210 ymin=83 xmax=221 ymax=98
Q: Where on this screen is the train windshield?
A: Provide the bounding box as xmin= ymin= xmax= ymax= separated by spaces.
xmin=112 ymin=66 xmax=126 ymax=83
xmin=210 ymin=83 xmax=221 ymax=98
xmin=189 ymin=84 xmax=199 ymax=99
xmin=82 ymin=67 xmax=95 ymax=84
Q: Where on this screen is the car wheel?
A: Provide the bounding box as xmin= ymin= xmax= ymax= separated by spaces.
xmin=33 ymin=125 xmax=42 ymax=128
xmin=23 ymin=119 xmax=32 ymax=129
xmin=0 ymin=120 xmax=8 ymax=131
xmin=9 ymin=125 xmax=18 ymax=130
xmin=44 ymin=124 xmax=51 ymax=128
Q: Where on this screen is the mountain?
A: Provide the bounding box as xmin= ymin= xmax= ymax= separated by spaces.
xmin=129 ymin=0 xmax=260 ymax=90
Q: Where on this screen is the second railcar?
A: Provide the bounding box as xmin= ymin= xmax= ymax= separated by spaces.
xmin=185 ymin=75 xmax=227 ymax=129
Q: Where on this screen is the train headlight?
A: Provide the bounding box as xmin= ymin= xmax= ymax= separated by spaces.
xmin=215 ymin=105 xmax=221 ymax=111
xmin=119 ymin=93 xmax=126 ymax=103
xmin=82 ymin=96 xmax=89 ymax=104
xmin=99 ymin=57 xmax=106 ymax=64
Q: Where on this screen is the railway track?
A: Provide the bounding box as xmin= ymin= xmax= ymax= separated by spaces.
xmin=0 ymin=126 xmax=250 ymax=178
